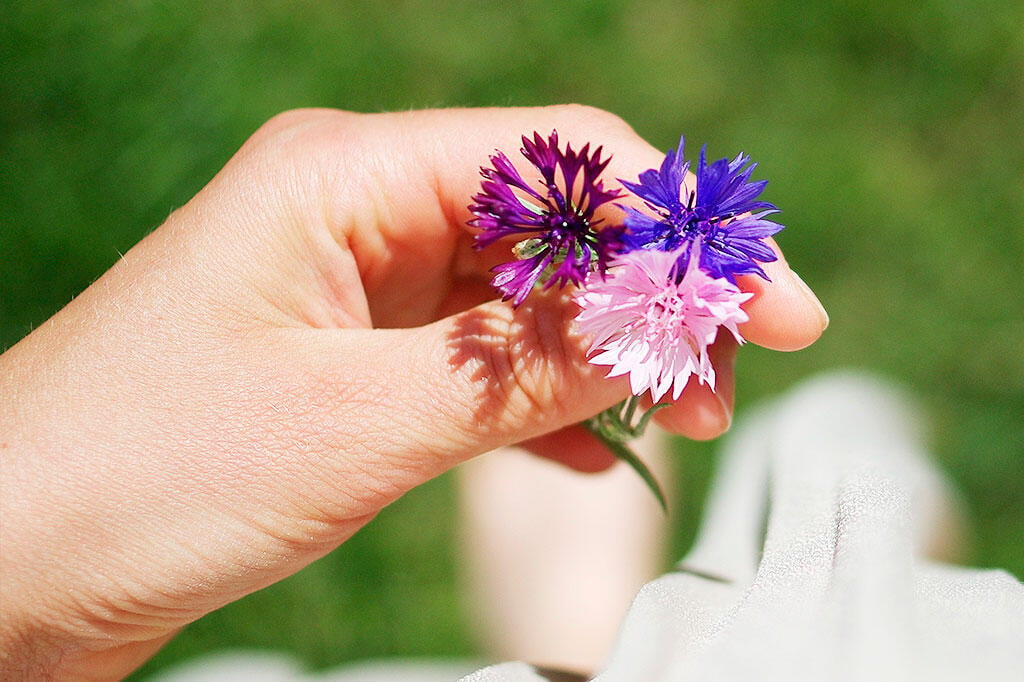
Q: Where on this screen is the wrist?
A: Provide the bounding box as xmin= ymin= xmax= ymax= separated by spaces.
xmin=0 ymin=589 xmax=67 ymax=681
xmin=0 ymin=346 xmax=152 ymax=680
xmin=1 ymin=555 xmax=175 ymax=681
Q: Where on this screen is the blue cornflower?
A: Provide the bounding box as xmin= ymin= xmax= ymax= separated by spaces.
xmin=619 ymin=137 xmax=783 ymax=282
xmin=469 ymin=131 xmax=622 ymax=306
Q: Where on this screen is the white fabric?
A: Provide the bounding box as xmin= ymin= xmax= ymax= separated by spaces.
xmin=146 ymin=652 xmax=481 ymax=682
xmin=591 ymin=371 xmax=1024 ymax=681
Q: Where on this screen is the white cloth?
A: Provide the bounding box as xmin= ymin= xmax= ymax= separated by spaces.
xmin=146 ymin=653 xmax=481 ymax=682
xmin=471 ymin=372 xmax=1024 ymax=681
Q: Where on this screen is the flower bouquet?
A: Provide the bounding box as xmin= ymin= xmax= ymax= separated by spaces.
xmin=469 ymin=131 xmax=783 ymax=509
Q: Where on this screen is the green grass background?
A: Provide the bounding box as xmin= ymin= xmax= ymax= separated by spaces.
xmin=3 ymin=0 xmax=1022 ymax=676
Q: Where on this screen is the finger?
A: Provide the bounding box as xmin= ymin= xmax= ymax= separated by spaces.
xmin=520 ymin=425 xmax=618 ymax=473
xmin=241 ymin=106 xmax=666 ymax=327
xmin=416 ymin=292 xmax=629 ymax=460
xmin=653 ymin=331 xmax=738 ymax=440
xmin=476 ymin=329 xmax=740 ymax=472
xmin=280 ymin=291 xmax=632 ymax=512
xmin=738 ymin=238 xmax=829 ymax=352
xmin=243 ymin=106 xmax=828 ymax=351
xmin=285 ymin=294 xmax=743 ymax=515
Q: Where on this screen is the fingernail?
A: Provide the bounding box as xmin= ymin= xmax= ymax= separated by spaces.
xmin=714 ymin=391 xmax=734 ymax=433
xmin=791 ymin=270 xmax=829 ymax=330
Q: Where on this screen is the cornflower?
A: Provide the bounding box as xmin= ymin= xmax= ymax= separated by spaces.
xmin=575 ymin=245 xmax=753 ymax=403
xmin=468 ymin=130 xmax=785 ymax=510
xmin=619 ymin=137 xmax=783 ymax=282
xmin=469 ymin=131 xmax=622 ymax=306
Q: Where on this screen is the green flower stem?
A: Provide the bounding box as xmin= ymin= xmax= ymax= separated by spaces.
xmin=584 ymin=396 xmax=670 ymax=513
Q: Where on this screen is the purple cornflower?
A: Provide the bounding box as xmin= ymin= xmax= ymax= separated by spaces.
xmin=619 ymin=137 xmax=783 ymax=282
xmin=469 ymin=131 xmax=622 ymax=306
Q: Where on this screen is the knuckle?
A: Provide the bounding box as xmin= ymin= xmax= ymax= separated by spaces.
xmin=249 ymin=108 xmax=347 ymax=145
xmin=449 ymin=301 xmax=582 ymax=444
xmin=502 ymin=300 xmax=581 ymax=427
xmin=242 ymin=109 xmax=361 ymax=172
xmin=548 ymin=103 xmax=637 ymax=141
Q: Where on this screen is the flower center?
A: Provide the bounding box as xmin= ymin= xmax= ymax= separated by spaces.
xmin=648 ymin=290 xmax=684 ymax=329
xmin=546 ymin=207 xmax=590 ymax=235
xmin=643 ymin=288 xmax=702 ymax=354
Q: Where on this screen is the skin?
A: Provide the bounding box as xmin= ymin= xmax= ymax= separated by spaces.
xmin=0 ymin=105 xmax=828 ymax=680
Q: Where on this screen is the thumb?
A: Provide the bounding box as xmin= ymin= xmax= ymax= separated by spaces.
xmin=285 ymin=292 xmax=628 ymax=508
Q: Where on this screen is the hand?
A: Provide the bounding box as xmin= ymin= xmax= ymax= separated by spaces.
xmin=0 ymin=105 xmax=827 ymax=679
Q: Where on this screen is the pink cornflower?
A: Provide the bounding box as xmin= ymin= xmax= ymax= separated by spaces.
xmin=575 ymin=246 xmax=753 ymax=402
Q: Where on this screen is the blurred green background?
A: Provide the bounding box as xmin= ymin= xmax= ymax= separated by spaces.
xmin=3 ymin=0 xmax=1022 ymax=677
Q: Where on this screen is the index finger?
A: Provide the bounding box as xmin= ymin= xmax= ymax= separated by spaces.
xmin=737 ymin=238 xmax=829 ymax=351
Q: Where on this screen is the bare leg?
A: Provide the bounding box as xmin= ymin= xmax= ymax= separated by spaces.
xmin=457 ymin=428 xmax=671 ymax=674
